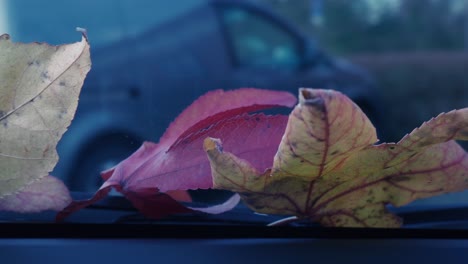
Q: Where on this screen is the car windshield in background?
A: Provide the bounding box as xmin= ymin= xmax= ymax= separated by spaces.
xmin=0 ymin=0 xmax=467 ymax=229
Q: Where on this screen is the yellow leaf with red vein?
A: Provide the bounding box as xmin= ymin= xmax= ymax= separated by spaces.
xmin=205 ymin=88 xmax=468 ymax=227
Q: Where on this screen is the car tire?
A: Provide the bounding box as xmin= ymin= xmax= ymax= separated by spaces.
xmin=68 ymin=134 xmax=141 ymax=192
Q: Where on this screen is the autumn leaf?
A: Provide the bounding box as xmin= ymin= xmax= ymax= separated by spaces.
xmin=205 ymin=88 xmax=468 ymax=228
xmin=57 ymin=88 xmax=296 ymax=221
xmin=0 ymin=33 xmax=91 ymax=212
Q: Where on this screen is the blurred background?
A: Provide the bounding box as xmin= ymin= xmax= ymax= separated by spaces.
xmin=1 ymin=0 xmax=467 ymax=193
xmin=261 ymin=0 xmax=468 ymax=143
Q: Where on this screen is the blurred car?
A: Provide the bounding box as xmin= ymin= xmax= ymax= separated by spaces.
xmin=5 ymin=0 xmax=382 ymax=191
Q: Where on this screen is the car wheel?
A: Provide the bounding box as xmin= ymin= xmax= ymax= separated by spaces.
xmin=68 ymin=134 xmax=141 ymax=192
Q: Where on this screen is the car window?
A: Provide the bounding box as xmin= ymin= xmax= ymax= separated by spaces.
xmin=220 ymin=6 xmax=302 ymax=70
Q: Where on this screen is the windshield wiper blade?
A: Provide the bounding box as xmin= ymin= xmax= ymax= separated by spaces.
xmin=2 ymin=192 xmax=468 ymax=228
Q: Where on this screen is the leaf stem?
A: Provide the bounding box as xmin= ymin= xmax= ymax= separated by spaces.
xmin=267 ymin=216 xmax=299 ymax=226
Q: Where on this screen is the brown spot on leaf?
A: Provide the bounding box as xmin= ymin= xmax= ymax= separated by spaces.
xmin=41 ymin=71 xmax=50 ymax=80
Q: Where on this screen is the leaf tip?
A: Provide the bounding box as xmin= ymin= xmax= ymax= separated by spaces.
xmin=76 ymin=27 xmax=89 ymax=42
xmin=299 ymin=88 xmax=325 ymax=109
xmin=203 ymin=137 xmax=223 ymax=153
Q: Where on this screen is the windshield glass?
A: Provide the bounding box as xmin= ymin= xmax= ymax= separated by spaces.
xmin=1 ymin=0 xmax=467 ymax=230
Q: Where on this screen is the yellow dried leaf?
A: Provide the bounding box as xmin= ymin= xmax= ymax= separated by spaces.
xmin=0 ymin=34 xmax=90 ymax=202
xmin=206 ymin=88 xmax=468 ymax=227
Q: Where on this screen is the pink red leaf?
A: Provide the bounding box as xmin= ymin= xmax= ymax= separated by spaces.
xmin=160 ymin=88 xmax=296 ymax=146
xmin=58 ymin=89 xmax=296 ymax=221
xmin=206 ymin=88 xmax=468 ymax=227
